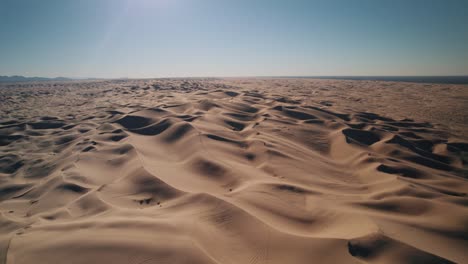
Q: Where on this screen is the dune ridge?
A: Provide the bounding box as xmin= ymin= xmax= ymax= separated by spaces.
xmin=0 ymin=78 xmax=467 ymax=264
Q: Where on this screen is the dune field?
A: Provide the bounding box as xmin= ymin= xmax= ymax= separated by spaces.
xmin=0 ymin=78 xmax=467 ymax=264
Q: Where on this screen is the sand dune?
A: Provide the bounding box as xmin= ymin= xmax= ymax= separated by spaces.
xmin=0 ymin=78 xmax=467 ymax=263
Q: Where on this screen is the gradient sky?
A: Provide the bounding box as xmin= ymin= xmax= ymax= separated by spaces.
xmin=1 ymin=0 xmax=467 ymax=78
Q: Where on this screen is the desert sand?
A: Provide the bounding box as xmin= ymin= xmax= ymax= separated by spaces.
xmin=0 ymin=78 xmax=467 ymax=264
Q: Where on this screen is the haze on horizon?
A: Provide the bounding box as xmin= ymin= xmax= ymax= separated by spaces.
xmin=1 ymin=0 xmax=467 ymax=78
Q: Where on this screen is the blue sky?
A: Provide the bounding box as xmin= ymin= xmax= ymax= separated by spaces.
xmin=0 ymin=0 xmax=467 ymax=78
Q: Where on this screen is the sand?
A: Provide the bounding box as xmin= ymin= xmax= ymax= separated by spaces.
xmin=0 ymin=78 xmax=467 ymax=264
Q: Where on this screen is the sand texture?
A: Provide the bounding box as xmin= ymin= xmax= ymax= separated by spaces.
xmin=0 ymin=78 xmax=467 ymax=264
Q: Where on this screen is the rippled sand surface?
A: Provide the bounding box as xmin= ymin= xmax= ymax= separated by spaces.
xmin=0 ymin=78 xmax=466 ymax=264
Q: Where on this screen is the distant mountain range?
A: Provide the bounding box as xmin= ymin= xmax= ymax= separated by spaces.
xmin=0 ymin=75 xmax=73 ymax=82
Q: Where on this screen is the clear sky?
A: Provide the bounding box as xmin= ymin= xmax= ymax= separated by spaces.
xmin=1 ymin=0 xmax=467 ymax=78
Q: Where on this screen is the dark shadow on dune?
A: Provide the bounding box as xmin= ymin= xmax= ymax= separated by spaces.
xmin=206 ymin=134 xmax=247 ymax=148
xmin=163 ymin=123 xmax=194 ymax=143
xmin=224 ymin=120 xmax=246 ymax=131
xmin=447 ymin=142 xmax=468 ymax=153
xmin=0 ymin=184 xmax=32 ymax=201
xmin=0 ymin=154 xmax=24 ymax=173
xmin=275 ymin=184 xmax=309 ymax=194
xmin=0 ymin=134 xmax=23 ymax=146
xmin=130 ymin=119 xmax=172 ymax=136
xmin=115 ymin=115 xmax=153 ymax=130
xmin=29 ymin=121 xmax=65 ymax=129
xmin=193 ymin=159 xmax=227 ymax=179
xmin=342 ymin=128 xmax=381 ymax=146
xmin=377 ymin=164 xmax=423 ymax=178
xmin=224 ymin=91 xmax=239 ymax=97
xmin=57 ymin=183 xmax=88 ymax=193
xmin=348 ymin=235 xmax=389 ymax=258
xmin=348 ymin=233 xmax=454 ymax=263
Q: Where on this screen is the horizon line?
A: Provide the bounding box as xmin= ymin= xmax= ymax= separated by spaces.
xmin=2 ymin=74 xmax=468 ymax=79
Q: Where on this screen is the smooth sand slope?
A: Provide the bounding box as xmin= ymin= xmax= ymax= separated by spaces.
xmin=0 ymin=78 xmax=467 ymax=264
